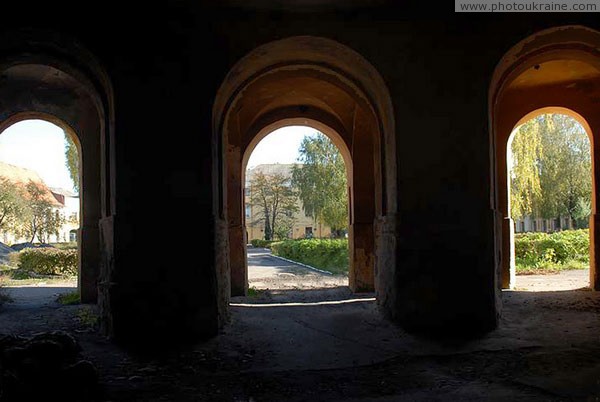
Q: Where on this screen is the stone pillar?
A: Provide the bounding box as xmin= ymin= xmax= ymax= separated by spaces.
xmin=349 ymin=222 xmax=375 ymax=292
xmin=79 ymin=222 xmax=100 ymax=303
xmin=591 ymin=213 xmax=599 ymax=290
xmin=350 ymin=107 xmax=376 ymax=292
xmin=229 ymin=223 xmax=247 ymax=296
xmin=98 ymin=215 xmax=115 ymax=337
xmin=376 ymin=214 xmax=397 ymax=307
xmin=501 ymin=217 xmax=515 ymax=289
xmin=227 ymin=144 xmax=247 ymax=296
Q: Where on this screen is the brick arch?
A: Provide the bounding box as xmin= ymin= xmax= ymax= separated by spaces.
xmin=0 ymin=31 xmax=117 ymax=334
xmin=213 ymin=36 xmax=397 ymax=321
xmin=490 ymin=25 xmax=600 ymax=290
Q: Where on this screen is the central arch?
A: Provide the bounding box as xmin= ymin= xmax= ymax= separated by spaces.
xmin=213 ymin=36 xmax=397 ymax=319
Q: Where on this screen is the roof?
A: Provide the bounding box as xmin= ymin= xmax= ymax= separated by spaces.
xmin=49 ymin=187 xmax=78 ymax=198
xmin=0 ymin=161 xmax=63 ymax=207
xmin=246 ymin=163 xmax=301 ymax=180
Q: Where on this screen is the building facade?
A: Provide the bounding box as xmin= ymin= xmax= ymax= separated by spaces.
xmin=245 ymin=163 xmax=333 ymax=241
xmin=0 ymin=162 xmax=80 ymax=245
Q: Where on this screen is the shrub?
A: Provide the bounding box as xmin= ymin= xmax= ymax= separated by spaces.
xmin=271 ymin=239 xmax=348 ymax=274
xmin=250 ymin=239 xmax=275 ymax=248
xmin=16 ymin=248 xmax=78 ymax=276
xmin=514 ymin=229 xmax=589 ymax=271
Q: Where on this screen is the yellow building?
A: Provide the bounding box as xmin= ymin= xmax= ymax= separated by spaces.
xmin=245 ymin=163 xmax=332 ymax=241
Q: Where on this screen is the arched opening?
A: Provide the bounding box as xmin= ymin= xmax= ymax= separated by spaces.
xmin=490 ymin=25 xmax=600 ymax=291
xmin=243 ymin=124 xmax=352 ymax=292
xmin=507 ymin=109 xmax=593 ymax=290
xmin=0 ymin=32 xmax=115 ymax=332
xmin=213 ymin=36 xmax=396 ymax=321
xmin=0 ymin=118 xmax=82 ymax=292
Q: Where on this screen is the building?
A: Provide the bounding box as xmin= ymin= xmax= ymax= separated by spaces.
xmin=0 ymin=161 xmax=80 ymax=245
xmin=245 ymin=163 xmax=333 ymax=241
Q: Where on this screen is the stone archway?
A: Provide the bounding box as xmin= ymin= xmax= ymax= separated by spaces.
xmin=0 ymin=31 xmax=116 ymax=326
xmin=490 ymin=25 xmax=600 ymax=290
xmin=213 ymin=36 xmax=397 ymax=319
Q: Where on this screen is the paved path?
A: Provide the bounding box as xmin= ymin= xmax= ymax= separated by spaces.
xmin=3 ymin=282 xmax=76 ymax=310
xmin=247 ymin=247 xmax=347 ymax=290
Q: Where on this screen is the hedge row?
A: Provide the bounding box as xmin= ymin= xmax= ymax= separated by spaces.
xmin=271 ymin=239 xmax=348 ymax=275
xmin=17 ymin=248 xmax=78 ymax=276
xmin=514 ymin=229 xmax=589 ymax=268
xmin=250 ymin=239 xmax=276 ymax=248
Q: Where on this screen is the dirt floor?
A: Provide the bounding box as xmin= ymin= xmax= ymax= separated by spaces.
xmin=516 ymin=268 xmax=590 ymax=291
xmin=0 ymin=261 xmax=599 ymax=401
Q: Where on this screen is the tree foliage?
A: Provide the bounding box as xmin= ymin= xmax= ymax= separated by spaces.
xmin=0 ymin=178 xmax=26 ymax=235
xmin=291 ymin=133 xmax=348 ymax=236
xmin=249 ymin=171 xmax=298 ymax=241
xmin=16 ymin=181 xmax=64 ymax=243
xmin=65 ymin=133 xmax=79 ymax=193
xmin=510 ymin=114 xmax=592 ymax=228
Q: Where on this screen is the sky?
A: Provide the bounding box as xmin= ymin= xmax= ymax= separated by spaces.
xmin=0 ymin=120 xmax=76 ymax=193
xmin=0 ymin=122 xmax=317 ymax=192
xmin=246 ymin=126 xmax=319 ymax=168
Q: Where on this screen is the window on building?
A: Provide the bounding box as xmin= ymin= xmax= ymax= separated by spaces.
xmin=245 ymin=204 xmax=251 ymax=218
xmin=305 ymin=227 xmax=313 ymax=238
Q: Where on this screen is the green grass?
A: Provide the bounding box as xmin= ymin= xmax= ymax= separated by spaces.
xmin=516 ymin=259 xmax=588 ymax=275
xmin=57 ymin=291 xmax=80 ymax=305
xmin=247 ymin=286 xmax=264 ymax=297
xmin=0 ymin=267 xmax=77 ymax=286
xmin=50 ymin=242 xmax=78 ymax=250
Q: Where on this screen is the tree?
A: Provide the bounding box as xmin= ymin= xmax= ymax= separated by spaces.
xmin=291 ymin=133 xmax=348 ymax=237
xmin=0 ymin=177 xmax=26 ymax=236
xmin=65 ymin=133 xmax=80 ymax=193
xmin=510 ymin=117 xmax=544 ymax=220
xmin=17 ymin=181 xmax=64 ymax=243
xmin=249 ymin=172 xmax=298 ymax=241
xmin=510 ymin=114 xmax=592 ymax=228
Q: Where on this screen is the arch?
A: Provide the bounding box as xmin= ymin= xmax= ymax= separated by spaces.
xmin=489 ymin=25 xmax=600 ymax=290
xmin=213 ymin=36 xmax=397 ymax=319
xmin=0 ymin=114 xmax=84 ymax=277
xmin=0 ymin=31 xmax=116 ymax=331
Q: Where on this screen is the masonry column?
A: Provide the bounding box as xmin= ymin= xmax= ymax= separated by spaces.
xmin=227 ymin=138 xmax=247 ymax=296
xmin=349 ymin=107 xmax=376 ymax=292
xmin=79 ymin=119 xmax=101 ymax=303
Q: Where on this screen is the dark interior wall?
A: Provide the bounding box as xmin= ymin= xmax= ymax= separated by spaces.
xmin=2 ymin=2 xmax=599 ymax=345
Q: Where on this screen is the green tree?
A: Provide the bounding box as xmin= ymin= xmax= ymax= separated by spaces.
xmin=0 ymin=177 xmax=26 ymax=236
xmin=510 ymin=117 xmax=544 ymax=220
xmin=291 ymin=133 xmax=348 ymax=237
xmin=510 ymin=114 xmax=592 ymax=228
xmin=539 ymin=114 xmax=591 ymax=228
xmin=65 ymin=133 xmax=79 ymax=193
xmin=249 ymin=172 xmax=298 ymax=241
xmin=18 ymin=181 xmax=64 ymax=243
